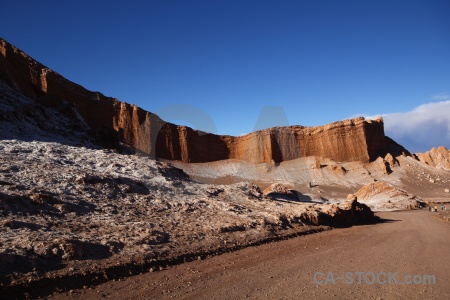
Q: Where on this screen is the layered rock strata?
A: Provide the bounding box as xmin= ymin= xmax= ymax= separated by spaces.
xmin=1 ymin=38 xmax=401 ymax=163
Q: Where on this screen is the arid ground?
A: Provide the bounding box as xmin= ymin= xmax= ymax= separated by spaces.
xmin=50 ymin=209 xmax=450 ymax=300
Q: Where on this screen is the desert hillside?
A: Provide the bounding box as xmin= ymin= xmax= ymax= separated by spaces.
xmin=1 ymin=37 xmax=449 ymax=298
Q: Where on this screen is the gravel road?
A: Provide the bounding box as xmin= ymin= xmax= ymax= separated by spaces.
xmin=51 ymin=209 xmax=450 ymax=300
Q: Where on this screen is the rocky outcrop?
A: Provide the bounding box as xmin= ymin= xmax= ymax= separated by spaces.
xmin=374 ymin=157 xmax=392 ymax=175
xmin=299 ymin=199 xmax=374 ymax=227
xmin=0 ymin=38 xmax=402 ymax=163
xmin=354 ymin=182 xmax=425 ymax=211
xmin=262 ymin=183 xmax=299 ymax=201
xmin=384 ymin=153 xmax=399 ymax=167
xmin=416 ymin=146 xmax=450 ymax=170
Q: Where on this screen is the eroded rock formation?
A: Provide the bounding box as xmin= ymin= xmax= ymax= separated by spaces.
xmin=155 ymin=117 xmax=398 ymax=163
xmin=354 ymin=182 xmax=424 ymax=211
xmin=1 ymin=38 xmax=404 ymax=163
xmin=416 ymin=146 xmax=450 ymax=170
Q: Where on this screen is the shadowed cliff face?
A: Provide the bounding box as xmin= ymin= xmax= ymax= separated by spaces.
xmin=1 ymin=38 xmax=397 ymax=163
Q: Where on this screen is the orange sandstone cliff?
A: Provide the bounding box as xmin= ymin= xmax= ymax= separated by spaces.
xmin=154 ymin=117 xmax=393 ymax=163
xmin=0 ymin=38 xmax=403 ymax=163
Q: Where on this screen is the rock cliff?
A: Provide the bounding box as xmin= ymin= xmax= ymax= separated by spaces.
xmin=1 ymin=38 xmax=402 ymax=163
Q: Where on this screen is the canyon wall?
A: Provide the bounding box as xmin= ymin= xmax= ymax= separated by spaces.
xmin=1 ymin=38 xmax=395 ymax=163
xmin=153 ymin=118 xmax=390 ymax=163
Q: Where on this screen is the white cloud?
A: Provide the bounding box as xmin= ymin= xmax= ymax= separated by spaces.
xmin=366 ymin=99 xmax=450 ymax=153
xmin=431 ymin=93 xmax=450 ymax=100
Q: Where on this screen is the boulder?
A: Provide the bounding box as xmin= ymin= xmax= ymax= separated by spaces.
xmin=263 ymin=183 xmax=292 ymax=196
xmin=328 ymin=163 xmax=347 ymax=175
xmin=263 ymin=183 xmax=298 ymax=201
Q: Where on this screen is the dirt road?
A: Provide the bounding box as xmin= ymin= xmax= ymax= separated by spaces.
xmin=52 ymin=210 xmax=450 ymax=300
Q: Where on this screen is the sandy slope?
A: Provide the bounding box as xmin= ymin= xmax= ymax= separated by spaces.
xmin=172 ymin=154 xmax=450 ymax=210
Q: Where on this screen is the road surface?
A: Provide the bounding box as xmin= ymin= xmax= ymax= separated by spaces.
xmin=51 ymin=210 xmax=450 ymax=299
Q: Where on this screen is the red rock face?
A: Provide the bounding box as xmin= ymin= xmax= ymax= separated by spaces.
xmin=152 ymin=118 xmax=390 ymax=163
xmin=1 ymin=38 xmax=394 ymax=163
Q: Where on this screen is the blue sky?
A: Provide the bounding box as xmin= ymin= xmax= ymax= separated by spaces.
xmin=2 ymin=0 xmax=450 ymax=151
